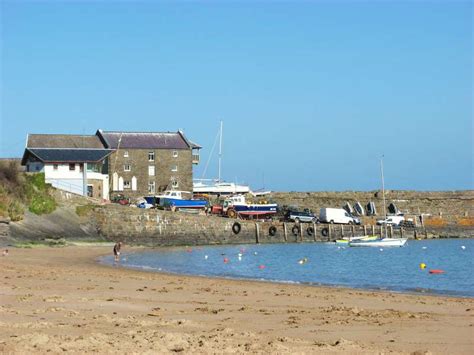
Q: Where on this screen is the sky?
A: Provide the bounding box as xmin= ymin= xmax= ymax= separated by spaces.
xmin=0 ymin=0 xmax=472 ymax=192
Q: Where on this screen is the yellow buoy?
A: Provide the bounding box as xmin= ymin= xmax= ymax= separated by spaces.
xmin=420 ymin=263 xmax=426 ymax=270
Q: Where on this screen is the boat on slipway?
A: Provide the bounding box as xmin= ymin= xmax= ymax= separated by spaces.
xmin=222 ymin=195 xmax=277 ymax=219
xmin=193 ymin=121 xmax=251 ymax=196
xmin=193 ymin=181 xmax=250 ymax=195
xmin=145 ymin=191 xmax=208 ymax=209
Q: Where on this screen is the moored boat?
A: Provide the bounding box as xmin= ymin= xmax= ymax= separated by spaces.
xmin=348 ymin=238 xmax=407 ymax=247
xmin=335 ymin=235 xmax=378 ymax=245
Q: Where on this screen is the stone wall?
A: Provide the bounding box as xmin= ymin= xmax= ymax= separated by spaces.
xmin=108 ymin=148 xmax=193 ymax=199
xmin=268 ymin=190 xmax=474 ymax=225
xmin=93 ymin=204 xmax=474 ymax=247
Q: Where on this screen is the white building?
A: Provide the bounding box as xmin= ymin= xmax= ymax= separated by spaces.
xmin=21 ymin=134 xmax=113 ymax=200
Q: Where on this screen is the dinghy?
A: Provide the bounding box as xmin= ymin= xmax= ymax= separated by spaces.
xmin=353 ymin=202 xmax=365 ymax=216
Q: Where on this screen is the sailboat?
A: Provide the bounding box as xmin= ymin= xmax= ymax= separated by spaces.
xmin=349 ymin=157 xmax=408 ymax=248
xmin=193 ymin=121 xmax=250 ymax=195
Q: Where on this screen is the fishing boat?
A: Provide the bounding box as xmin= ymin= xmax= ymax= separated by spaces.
xmin=349 ymin=156 xmax=408 ymax=248
xmin=193 ymin=121 xmax=250 ymax=195
xmin=145 ymin=191 xmax=208 ymax=209
xmin=222 ymin=195 xmax=277 ymax=219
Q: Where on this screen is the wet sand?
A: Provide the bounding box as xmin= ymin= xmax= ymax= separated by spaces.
xmin=0 ymin=246 xmax=473 ymax=354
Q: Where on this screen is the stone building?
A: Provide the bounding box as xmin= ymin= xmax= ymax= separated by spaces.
xmin=96 ymin=130 xmax=201 ymax=198
xmin=21 ymin=130 xmax=201 ymax=200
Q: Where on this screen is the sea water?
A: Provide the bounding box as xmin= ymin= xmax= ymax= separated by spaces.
xmin=101 ymin=239 xmax=474 ymax=297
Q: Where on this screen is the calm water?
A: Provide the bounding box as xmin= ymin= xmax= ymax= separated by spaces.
xmin=101 ymin=239 xmax=474 ymax=297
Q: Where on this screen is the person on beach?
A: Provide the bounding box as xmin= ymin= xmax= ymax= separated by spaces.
xmin=113 ymin=242 xmax=122 ymax=262
xmin=2 ymin=249 xmax=8 ymax=257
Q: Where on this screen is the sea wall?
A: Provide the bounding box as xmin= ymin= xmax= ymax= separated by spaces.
xmin=93 ymin=205 xmax=474 ymax=247
xmin=268 ymin=190 xmax=474 ymax=226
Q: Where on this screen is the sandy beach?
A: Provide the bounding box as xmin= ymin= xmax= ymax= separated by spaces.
xmin=0 ymin=246 xmax=473 ymax=354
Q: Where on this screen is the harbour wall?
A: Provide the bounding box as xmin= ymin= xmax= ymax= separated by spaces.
xmin=93 ymin=205 xmax=474 ymax=246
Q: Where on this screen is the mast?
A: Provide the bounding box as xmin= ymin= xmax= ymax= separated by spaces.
xmin=218 ymin=120 xmax=223 ymax=183
xmin=380 ymin=155 xmax=387 ymax=238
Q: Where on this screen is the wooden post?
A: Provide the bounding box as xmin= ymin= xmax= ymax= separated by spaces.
xmin=312 ymin=222 xmax=317 ymax=242
xmin=371 ymin=225 xmax=375 ymax=236
xmin=283 ymin=223 xmax=288 ymax=242
xmin=299 ymin=223 xmax=303 ymax=242
xmin=328 ymin=225 xmax=332 ymax=240
xmin=351 ymin=225 xmax=355 ymax=239
xmin=364 ymin=225 xmax=367 ymax=235
xmin=380 ymin=225 xmax=383 ymax=238
xmin=400 ymin=227 xmax=404 ymax=238
xmin=341 ymin=225 xmax=344 ymax=238
xmin=389 ymin=225 xmax=393 ymax=238
xmin=255 ymin=223 xmax=260 ymax=244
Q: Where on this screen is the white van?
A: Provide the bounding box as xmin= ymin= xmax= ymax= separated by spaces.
xmin=319 ymin=208 xmax=360 ymax=225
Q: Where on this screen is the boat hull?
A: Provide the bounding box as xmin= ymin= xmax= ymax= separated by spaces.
xmin=335 ymin=235 xmax=378 ymax=245
xmin=233 ymin=204 xmax=278 ymax=216
xmin=349 ymin=238 xmax=408 ymax=247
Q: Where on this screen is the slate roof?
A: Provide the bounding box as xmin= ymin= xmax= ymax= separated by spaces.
xmin=21 ymin=148 xmax=113 ymax=165
xmin=97 ymin=130 xmax=199 ymax=150
xmin=27 ymin=134 xmax=104 ymax=149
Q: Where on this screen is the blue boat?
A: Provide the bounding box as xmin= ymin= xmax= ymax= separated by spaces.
xmin=222 ymin=195 xmax=277 ymax=218
xmin=145 ymin=191 xmax=208 ymax=209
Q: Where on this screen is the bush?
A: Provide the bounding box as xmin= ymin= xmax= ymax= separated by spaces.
xmin=8 ymin=200 xmax=24 ymax=221
xmin=29 ymin=194 xmax=56 ymax=215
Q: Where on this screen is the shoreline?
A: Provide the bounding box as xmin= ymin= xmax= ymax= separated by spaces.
xmin=1 ymin=246 xmax=473 ymax=353
xmin=98 ymin=242 xmax=474 ymax=300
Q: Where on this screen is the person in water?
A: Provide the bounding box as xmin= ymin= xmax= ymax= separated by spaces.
xmin=113 ymin=242 xmax=122 ymax=262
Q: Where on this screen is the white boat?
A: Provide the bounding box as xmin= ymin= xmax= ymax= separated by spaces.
xmin=193 ymin=121 xmax=250 ymax=195
xmin=349 ymin=156 xmax=407 ymax=248
xmin=193 ymin=181 xmax=250 ymax=195
xmin=349 ymin=238 xmax=407 ymax=247
xmin=335 ymin=235 xmax=378 ymax=245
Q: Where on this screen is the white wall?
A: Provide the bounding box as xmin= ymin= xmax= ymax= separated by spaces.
xmin=43 ymin=163 xmax=109 ymax=199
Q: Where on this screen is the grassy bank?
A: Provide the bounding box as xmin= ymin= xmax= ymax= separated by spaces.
xmin=0 ymin=161 xmax=56 ymax=221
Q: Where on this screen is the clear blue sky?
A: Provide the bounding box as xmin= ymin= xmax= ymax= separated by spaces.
xmin=1 ymin=1 xmax=472 ymax=191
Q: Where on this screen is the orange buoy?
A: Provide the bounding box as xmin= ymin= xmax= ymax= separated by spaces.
xmin=258 ymin=265 xmax=265 ymax=269
xmin=223 ymin=258 xmax=229 ymax=263
xmin=429 ymin=269 xmax=445 ymax=274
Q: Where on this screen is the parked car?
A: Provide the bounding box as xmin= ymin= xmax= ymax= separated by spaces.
xmin=319 ymin=208 xmax=360 ymax=225
xmin=285 ymin=210 xmax=318 ymax=223
xmin=376 ymin=215 xmax=405 ymax=226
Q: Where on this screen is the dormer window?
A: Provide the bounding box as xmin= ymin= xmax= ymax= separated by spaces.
xmin=173 ymin=151 xmax=178 ymax=158
xmin=124 ymin=151 xmax=129 ymax=158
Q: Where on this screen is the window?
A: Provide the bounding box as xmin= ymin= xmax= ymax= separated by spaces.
xmin=124 ymin=151 xmax=129 ymax=157
xmin=148 ymin=151 xmax=155 ymax=162
xmin=148 ymin=181 xmax=155 ymax=194
xmin=172 ymin=180 xmax=179 ymax=188
xmin=173 ymin=151 xmax=178 ymax=158
xmin=148 ymin=166 xmax=155 ymax=176
xmin=69 ymin=163 xmax=75 ymax=171
xmin=124 ymin=164 xmax=131 ymax=172
xmin=123 ymin=181 xmax=131 ymax=189
xmin=171 ymin=165 xmax=178 ymax=172
xmin=53 ymin=164 xmax=58 ymax=170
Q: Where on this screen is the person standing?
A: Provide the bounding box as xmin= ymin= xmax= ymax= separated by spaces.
xmin=113 ymin=242 xmax=122 ymax=262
